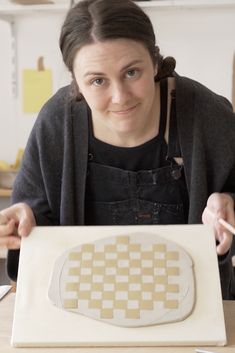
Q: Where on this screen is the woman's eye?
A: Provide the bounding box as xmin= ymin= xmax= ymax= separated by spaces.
xmin=91 ymin=78 xmax=104 ymax=86
xmin=126 ymin=69 xmax=138 ymax=78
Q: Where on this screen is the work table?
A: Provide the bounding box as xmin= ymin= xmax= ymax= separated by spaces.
xmin=1 ymin=293 xmax=235 ymax=353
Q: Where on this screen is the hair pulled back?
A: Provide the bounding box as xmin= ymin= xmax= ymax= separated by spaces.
xmin=59 ymin=0 xmax=176 ymax=98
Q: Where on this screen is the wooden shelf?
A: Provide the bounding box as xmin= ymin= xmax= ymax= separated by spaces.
xmin=137 ymin=0 xmax=235 ymax=8
xmin=0 ymin=189 xmax=12 ymax=198
xmin=0 ymin=3 xmax=69 ymax=20
xmin=0 ymin=0 xmax=235 ymax=20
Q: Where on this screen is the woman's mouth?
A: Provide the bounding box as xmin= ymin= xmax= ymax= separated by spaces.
xmin=111 ymin=104 xmax=139 ymax=115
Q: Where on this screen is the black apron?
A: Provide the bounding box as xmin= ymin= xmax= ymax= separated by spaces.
xmin=85 ymin=79 xmax=189 ymax=225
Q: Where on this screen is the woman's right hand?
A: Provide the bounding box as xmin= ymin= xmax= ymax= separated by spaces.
xmin=0 ymin=203 xmax=36 ymax=249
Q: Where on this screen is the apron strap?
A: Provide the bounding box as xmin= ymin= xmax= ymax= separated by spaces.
xmin=158 ymin=78 xmax=168 ymax=140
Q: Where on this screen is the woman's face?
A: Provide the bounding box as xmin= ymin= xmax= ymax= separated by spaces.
xmin=73 ymin=39 xmax=157 ymax=140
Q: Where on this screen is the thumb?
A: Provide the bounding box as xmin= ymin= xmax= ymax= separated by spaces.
xmin=18 ymin=207 xmax=36 ymax=237
xmin=1 ymin=203 xmax=35 ymax=237
xmin=17 ymin=214 xmax=35 ymax=237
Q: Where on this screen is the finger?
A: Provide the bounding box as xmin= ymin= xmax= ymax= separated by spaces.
xmin=15 ymin=204 xmax=35 ymax=237
xmin=0 ymin=235 xmax=21 ymax=250
xmin=205 ymin=206 xmax=234 ymax=240
xmin=203 ymin=207 xmax=213 ymax=221
xmin=1 ymin=204 xmax=35 ymax=238
xmin=204 ymin=207 xmax=221 ymax=237
xmin=1 ymin=203 xmax=28 ymax=224
xmin=0 ymin=219 xmax=16 ymax=237
xmin=18 ymin=217 xmax=34 ymax=237
xmin=0 ymin=213 xmax=8 ymax=225
xmin=216 ymin=208 xmax=235 ymax=242
xmin=216 ymin=232 xmax=232 ymax=255
xmin=224 ymin=203 xmax=235 ymax=228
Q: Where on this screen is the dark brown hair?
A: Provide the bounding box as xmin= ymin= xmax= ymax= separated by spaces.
xmin=59 ymin=0 xmax=176 ymax=99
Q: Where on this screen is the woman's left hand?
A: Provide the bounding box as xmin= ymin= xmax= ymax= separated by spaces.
xmin=202 ymin=192 xmax=235 ymax=255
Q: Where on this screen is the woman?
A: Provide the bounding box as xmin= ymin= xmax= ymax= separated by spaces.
xmin=0 ymin=0 xmax=235 ymax=298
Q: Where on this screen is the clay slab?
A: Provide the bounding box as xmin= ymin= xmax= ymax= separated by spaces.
xmin=11 ymin=224 xmax=226 ymax=347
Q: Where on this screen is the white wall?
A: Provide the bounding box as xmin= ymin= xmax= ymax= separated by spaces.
xmin=0 ymin=13 xmax=69 ymax=164
xmin=146 ymin=7 xmax=235 ymax=99
xmin=0 ymin=5 xmax=235 ymax=164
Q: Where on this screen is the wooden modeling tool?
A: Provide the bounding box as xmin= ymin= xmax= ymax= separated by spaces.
xmin=206 ymin=207 xmax=235 ymax=235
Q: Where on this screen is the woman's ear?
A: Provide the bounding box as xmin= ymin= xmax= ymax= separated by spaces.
xmin=72 ymin=70 xmax=84 ymax=97
xmin=71 ymin=74 xmax=84 ymax=101
xmin=154 ymin=64 xmax=158 ymax=76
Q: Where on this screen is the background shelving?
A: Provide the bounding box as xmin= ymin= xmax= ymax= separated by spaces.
xmin=1 ymin=0 xmax=235 ymax=20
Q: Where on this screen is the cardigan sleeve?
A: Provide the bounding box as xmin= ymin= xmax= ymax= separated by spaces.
xmin=11 ymin=84 xmax=88 ymax=227
xmin=11 ymin=88 xmax=69 ymax=225
xmin=7 ymin=87 xmax=72 ymax=282
xmin=176 ymin=76 xmax=235 ymax=299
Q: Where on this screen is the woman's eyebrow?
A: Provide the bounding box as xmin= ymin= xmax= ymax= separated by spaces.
xmin=84 ymin=71 xmax=104 ymax=78
xmin=84 ymin=60 xmax=143 ymax=78
xmin=121 ymin=59 xmax=143 ymax=72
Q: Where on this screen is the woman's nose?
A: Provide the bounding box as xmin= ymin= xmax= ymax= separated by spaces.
xmin=111 ymin=82 xmax=130 ymax=104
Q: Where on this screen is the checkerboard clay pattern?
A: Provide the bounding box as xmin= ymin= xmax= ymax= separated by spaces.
xmin=48 ymin=233 xmax=195 ymax=327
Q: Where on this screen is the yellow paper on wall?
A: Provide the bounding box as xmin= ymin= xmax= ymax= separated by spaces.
xmin=22 ymin=67 xmax=52 ymax=113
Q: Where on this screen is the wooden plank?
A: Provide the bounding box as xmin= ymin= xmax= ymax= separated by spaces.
xmin=0 ymin=189 xmax=12 ymax=198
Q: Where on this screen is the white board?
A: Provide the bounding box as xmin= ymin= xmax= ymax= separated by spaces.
xmin=11 ymin=224 xmax=227 ymax=347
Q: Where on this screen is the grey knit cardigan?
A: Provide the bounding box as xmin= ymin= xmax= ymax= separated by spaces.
xmin=7 ymin=75 xmax=235 ymax=299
